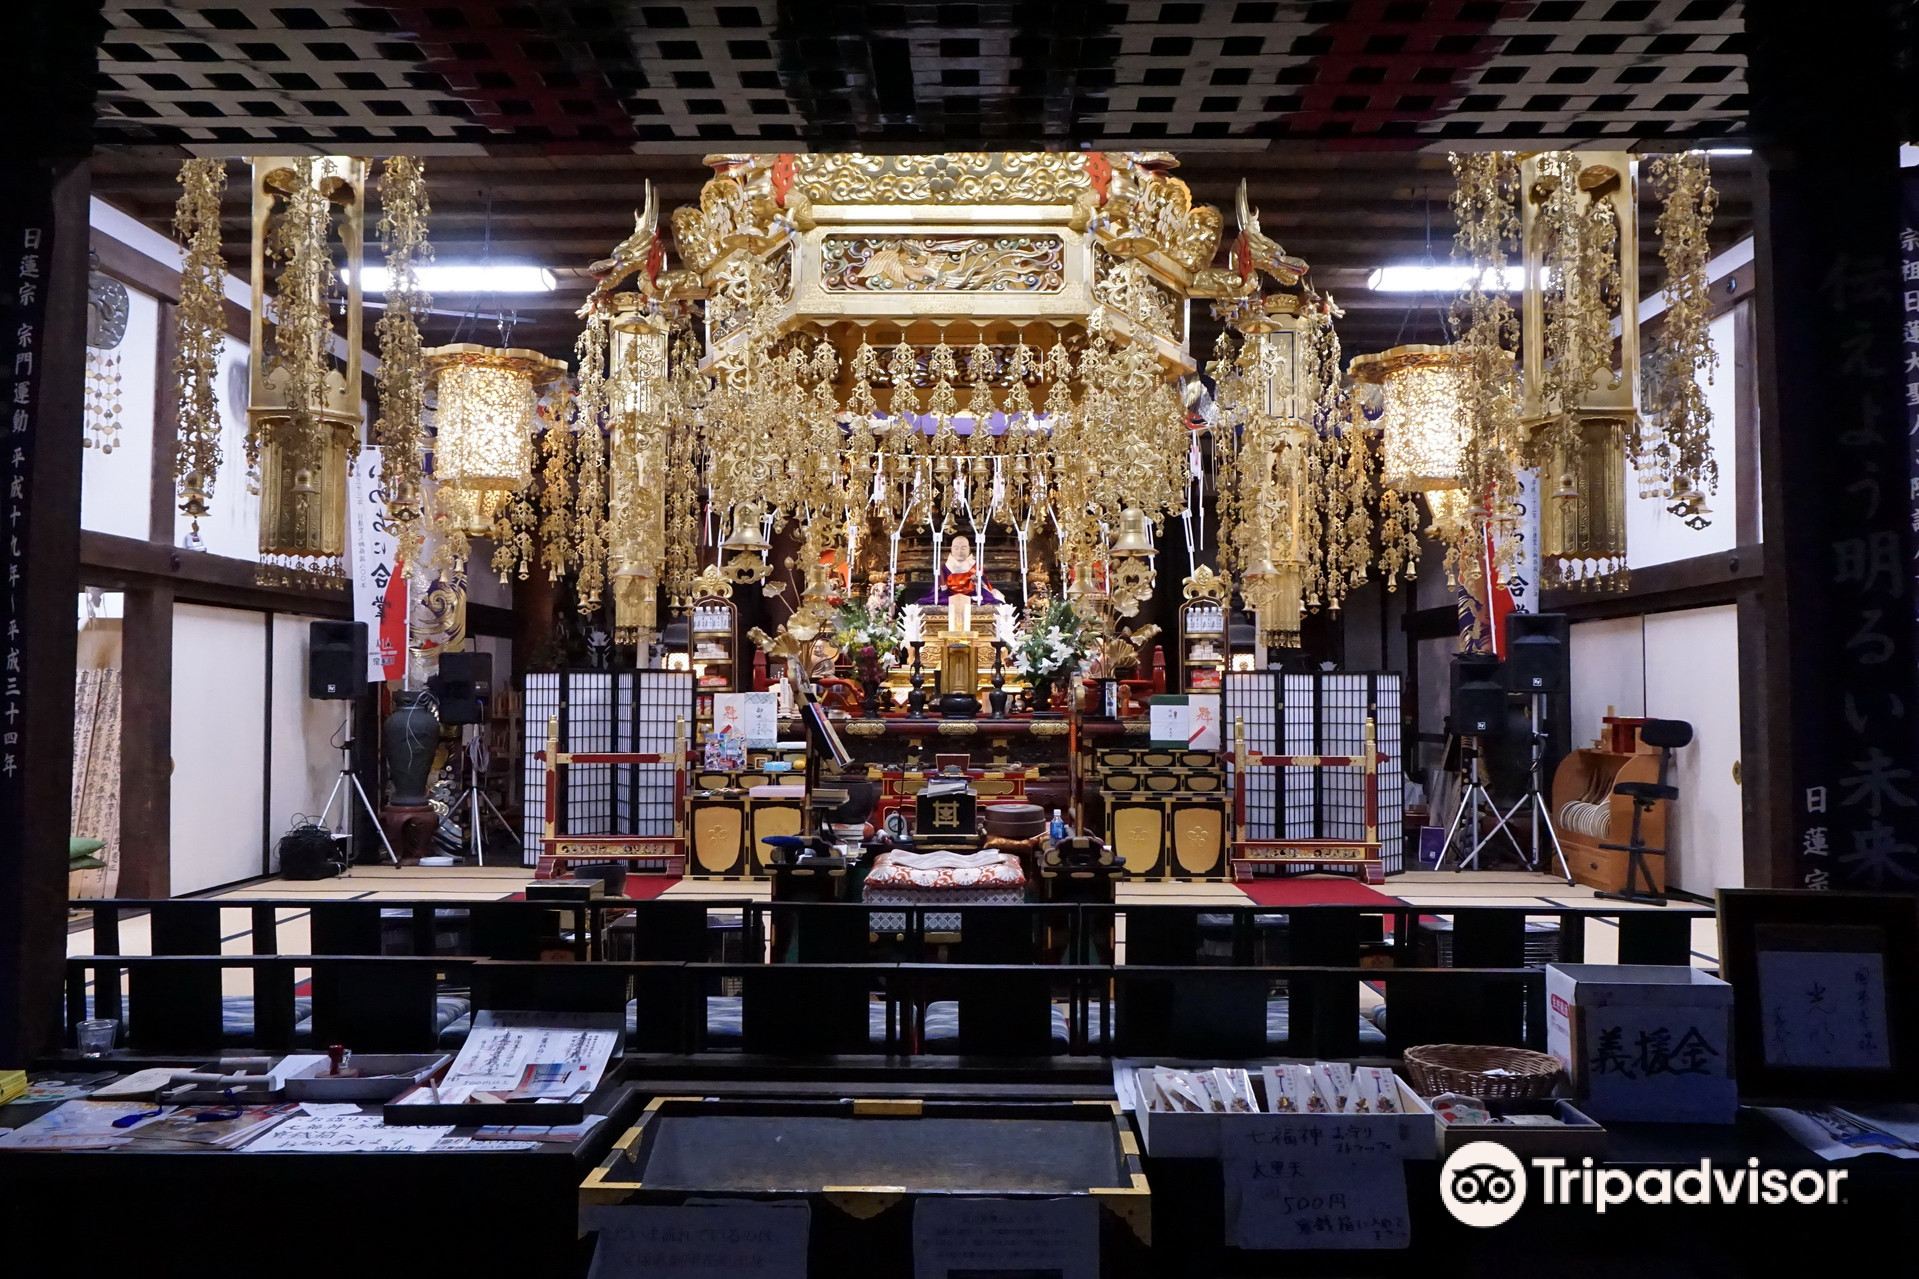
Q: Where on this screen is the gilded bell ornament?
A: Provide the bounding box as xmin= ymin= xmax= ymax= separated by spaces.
xmin=1110 ymin=507 xmax=1155 ymax=556
xmin=720 ymin=501 xmax=770 ymax=552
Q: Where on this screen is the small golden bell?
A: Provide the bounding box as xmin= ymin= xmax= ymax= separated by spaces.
xmin=720 ymin=501 xmax=769 ymax=551
xmin=1110 ymin=506 xmax=1155 ymax=556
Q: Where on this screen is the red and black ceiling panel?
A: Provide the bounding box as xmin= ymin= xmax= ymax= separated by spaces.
xmin=94 ymin=1 xmax=1747 ymax=151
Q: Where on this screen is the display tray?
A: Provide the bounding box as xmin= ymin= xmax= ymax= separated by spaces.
xmin=582 ymin=1098 xmax=1151 ymax=1274
xmin=1436 ymin=1099 xmax=1606 ymax=1159
xmin=585 ymin=1097 xmax=1147 ymax=1199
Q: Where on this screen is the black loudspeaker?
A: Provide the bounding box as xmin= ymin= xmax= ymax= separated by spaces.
xmin=430 ymin=651 xmax=493 ymax=726
xmin=308 ymin=620 xmax=367 ymax=700
xmin=1451 ymin=654 xmax=1507 ymax=737
xmin=1506 ymin=612 xmax=1570 ymax=694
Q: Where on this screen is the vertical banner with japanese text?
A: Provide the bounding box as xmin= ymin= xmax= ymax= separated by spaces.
xmin=347 ymin=447 xmax=404 ymax=683
xmin=1783 ymin=174 xmax=1919 ymax=891
xmin=0 ymin=186 xmax=53 ymax=846
xmin=1903 ymin=169 xmax=1919 ymax=609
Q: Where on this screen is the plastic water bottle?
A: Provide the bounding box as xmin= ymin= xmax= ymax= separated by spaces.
xmin=1049 ymin=808 xmax=1067 ymax=842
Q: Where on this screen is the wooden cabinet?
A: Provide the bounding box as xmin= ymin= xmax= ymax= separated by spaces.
xmin=1098 ymin=749 xmax=1228 ymax=879
xmin=1550 ymin=746 xmax=1669 ymax=894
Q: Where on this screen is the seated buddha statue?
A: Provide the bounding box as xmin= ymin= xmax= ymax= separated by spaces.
xmin=920 ymin=534 xmax=1004 ymax=605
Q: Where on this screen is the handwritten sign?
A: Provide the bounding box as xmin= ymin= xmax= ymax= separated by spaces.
xmin=1547 ymin=964 xmax=1736 ymax=1123
xmin=1222 ymin=1125 xmax=1410 ymax=1251
xmin=1756 ymin=949 xmax=1892 ymax=1070
xmin=243 ymin=1114 xmax=451 ymax=1153
xmin=424 ymin=1010 xmax=619 ymax=1105
xmin=912 ymin=1196 xmax=1097 ymax=1279
xmin=583 ymin=1202 xmax=809 ymax=1279
xmin=713 ymin=692 xmax=778 ymax=749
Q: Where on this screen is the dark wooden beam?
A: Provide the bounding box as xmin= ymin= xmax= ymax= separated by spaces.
xmin=150 ymin=299 xmax=180 ymax=543
xmin=468 ymin=601 xmax=515 ymax=639
xmin=1542 ymin=546 xmax=1763 ymax=623
xmin=116 ymin=584 xmax=172 ymax=898
xmin=79 ymin=530 xmax=350 ymax=618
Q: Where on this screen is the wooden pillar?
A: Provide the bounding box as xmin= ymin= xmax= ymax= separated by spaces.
xmin=1748 ymin=2 xmax=1919 ymax=889
xmin=0 ymin=157 xmax=91 ymax=1060
xmin=0 ymin=0 xmax=103 ymax=1061
xmin=114 ymin=584 xmax=173 ymax=898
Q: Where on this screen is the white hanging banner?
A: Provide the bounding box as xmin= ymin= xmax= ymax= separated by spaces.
xmin=1505 ymin=468 xmax=1542 ymax=616
xmin=347 ymin=447 xmax=405 ymax=683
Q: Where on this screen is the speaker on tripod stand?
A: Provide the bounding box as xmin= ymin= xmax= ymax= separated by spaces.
xmin=306 ymin=621 xmax=398 ymax=868
xmin=1449 ymin=654 xmax=1507 ymax=737
xmin=429 ymin=651 xmax=518 ymax=865
xmin=1499 ymin=613 xmax=1573 ymax=883
xmin=1438 ymin=654 xmax=1520 ymax=872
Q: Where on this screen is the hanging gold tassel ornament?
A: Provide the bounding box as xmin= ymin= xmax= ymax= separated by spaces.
xmin=373 ymin=156 xmax=432 ymax=573
xmin=1642 ymin=151 xmax=1720 ymax=510
xmin=572 ymin=307 xmax=612 ymax=610
xmin=537 ymin=389 xmax=574 ymax=581
xmin=172 ymin=157 xmax=228 ymax=536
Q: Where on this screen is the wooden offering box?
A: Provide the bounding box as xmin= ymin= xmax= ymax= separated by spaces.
xmin=582 ymin=1097 xmax=1150 ymax=1275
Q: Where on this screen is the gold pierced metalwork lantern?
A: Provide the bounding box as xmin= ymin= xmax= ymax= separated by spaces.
xmin=1538 ymin=416 xmax=1630 ymax=590
xmin=1348 ymin=344 xmax=1474 ymax=494
xmin=1519 ymin=151 xmax=1639 ymax=592
xmin=437 ymin=486 xmax=509 ymax=538
xmin=423 ymin=344 xmax=566 ymax=491
xmin=247 ymin=155 xmax=366 ymax=584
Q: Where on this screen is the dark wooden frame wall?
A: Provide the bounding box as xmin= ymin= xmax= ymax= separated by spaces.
xmin=82 ymin=213 xmax=520 ymax=896
xmin=83 ymin=225 xmax=349 ymax=897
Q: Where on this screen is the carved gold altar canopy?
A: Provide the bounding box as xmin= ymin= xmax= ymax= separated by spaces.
xmin=567 ymin=150 xmax=1333 ymax=652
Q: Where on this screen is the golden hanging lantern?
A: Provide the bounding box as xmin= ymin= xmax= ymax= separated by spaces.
xmin=607 ymin=300 xmax=671 ymax=643
xmin=423 ymin=344 xmax=566 ymax=491
xmin=247 ymin=155 xmax=366 ymax=583
xmin=437 ymin=485 xmax=509 ymax=538
xmin=1519 ymin=151 xmax=1639 ymax=593
xmin=1348 ymin=344 xmax=1476 ymax=493
xmin=1538 ymin=416 xmax=1630 ymax=591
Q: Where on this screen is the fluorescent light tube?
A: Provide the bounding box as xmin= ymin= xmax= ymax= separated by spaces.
xmin=352 ymin=264 xmax=558 ymax=294
xmin=1366 ymin=264 xmax=1535 ymax=293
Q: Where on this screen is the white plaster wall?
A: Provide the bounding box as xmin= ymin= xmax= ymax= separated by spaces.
xmin=170 ymin=603 xmax=268 ymax=893
xmin=1644 ymin=604 xmax=1745 ymax=893
xmin=1629 ymin=310 xmax=1743 ymax=568
xmin=1569 ymin=616 xmax=1645 ymax=751
xmin=79 ymin=287 xmax=159 ymax=539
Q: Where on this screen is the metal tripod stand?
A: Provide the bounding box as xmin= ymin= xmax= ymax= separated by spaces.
xmin=1436 ymin=737 xmax=1527 ymax=872
xmin=447 ymin=722 xmax=520 ymax=866
xmin=319 ymin=706 xmax=398 ymax=869
xmin=1475 ymin=694 xmax=1574 ymax=884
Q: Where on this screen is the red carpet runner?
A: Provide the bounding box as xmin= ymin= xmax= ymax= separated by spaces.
xmin=1235 ymin=876 xmax=1403 ymax=908
xmin=507 ymin=875 xmax=680 ymax=902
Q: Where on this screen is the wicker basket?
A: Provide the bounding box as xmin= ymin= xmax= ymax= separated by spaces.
xmin=1402 ymin=1044 xmax=1564 ymax=1100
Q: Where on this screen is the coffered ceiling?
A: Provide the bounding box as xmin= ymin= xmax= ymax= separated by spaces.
xmin=87 ymin=0 xmax=1755 ymax=358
